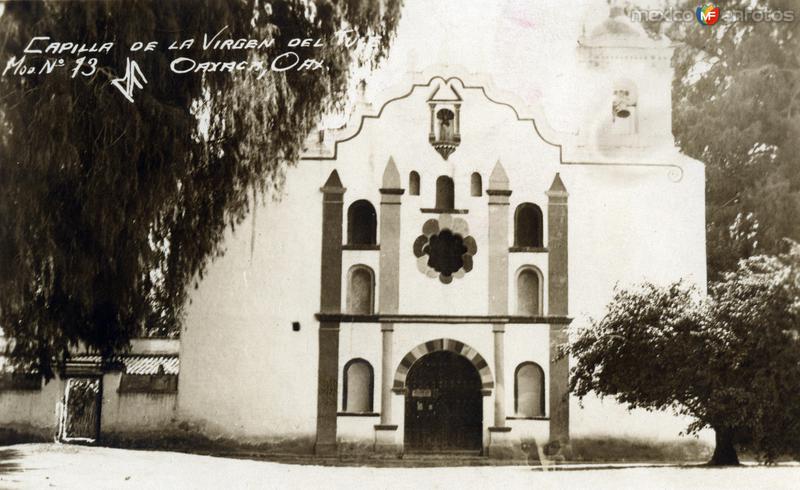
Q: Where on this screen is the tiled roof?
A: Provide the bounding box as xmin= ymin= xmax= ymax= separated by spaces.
xmin=68 ymin=354 xmax=179 ymax=375
xmin=69 ymin=355 xmax=103 ymax=364
xmin=123 ymin=355 xmax=179 ymax=375
xmin=63 ymin=354 xmax=104 ymax=376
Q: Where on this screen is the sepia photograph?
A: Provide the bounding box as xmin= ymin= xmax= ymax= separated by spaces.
xmin=0 ymin=0 xmax=799 ymax=488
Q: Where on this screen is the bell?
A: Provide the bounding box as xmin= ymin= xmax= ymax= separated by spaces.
xmin=612 ymin=98 xmax=634 ymax=120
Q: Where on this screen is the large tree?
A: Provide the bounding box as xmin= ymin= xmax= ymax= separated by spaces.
xmin=570 ymin=241 xmax=800 ymax=465
xmin=650 ymin=0 xmax=800 ymax=280
xmin=0 ymin=0 xmax=402 ymax=379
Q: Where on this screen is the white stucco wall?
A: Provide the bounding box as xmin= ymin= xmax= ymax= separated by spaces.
xmin=566 ymin=158 xmax=709 ymax=441
xmin=101 ymin=373 xmax=177 ymax=434
xmin=177 ymin=161 xmax=330 ymax=445
xmin=0 ymin=377 xmax=63 ymax=438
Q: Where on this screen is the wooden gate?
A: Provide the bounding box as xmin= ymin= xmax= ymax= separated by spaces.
xmin=58 ymin=377 xmax=101 ymax=443
xmin=404 ymin=351 xmax=482 ymax=452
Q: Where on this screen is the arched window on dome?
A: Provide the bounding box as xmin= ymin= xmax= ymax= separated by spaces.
xmin=515 ymin=362 xmax=545 ymax=417
xmin=517 ymin=267 xmax=543 ymax=316
xmin=343 ymin=359 xmax=374 ymax=413
xmin=436 ymin=176 xmax=455 ymax=210
xmin=347 ymin=200 xmax=377 ymax=246
xmin=409 ymin=171 xmax=420 ymax=196
xmin=347 ymin=265 xmax=374 ymax=315
xmin=470 ymin=172 xmax=482 ymax=197
xmin=514 ymin=203 xmax=543 ymax=248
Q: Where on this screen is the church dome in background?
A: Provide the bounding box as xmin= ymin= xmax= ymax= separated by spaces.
xmin=581 ymin=1 xmax=666 ymax=48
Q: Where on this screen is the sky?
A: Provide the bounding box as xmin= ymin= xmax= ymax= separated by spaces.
xmin=351 ymin=0 xmax=627 ymax=133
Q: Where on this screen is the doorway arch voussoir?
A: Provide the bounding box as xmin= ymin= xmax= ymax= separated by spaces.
xmin=393 ymin=338 xmax=494 ymax=392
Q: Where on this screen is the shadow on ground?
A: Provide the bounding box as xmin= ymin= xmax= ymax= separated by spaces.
xmin=0 ymin=448 xmax=22 ymax=475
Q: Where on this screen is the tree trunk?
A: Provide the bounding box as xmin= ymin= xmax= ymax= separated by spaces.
xmin=709 ymin=427 xmax=740 ymax=466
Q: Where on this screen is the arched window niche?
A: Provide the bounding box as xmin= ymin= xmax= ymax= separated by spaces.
xmin=347 ymin=200 xmax=377 ymax=248
xmin=342 ymin=358 xmax=374 ymax=413
xmin=515 ymin=362 xmax=545 ymax=418
xmin=516 ymin=266 xmax=543 ymax=316
xmin=346 ymin=265 xmax=374 ymax=315
xmin=435 ymin=176 xmax=455 ymax=210
xmin=409 ymin=171 xmax=420 ymax=196
xmin=514 ymin=203 xmax=544 ymax=249
xmin=470 ymin=172 xmax=482 ymax=197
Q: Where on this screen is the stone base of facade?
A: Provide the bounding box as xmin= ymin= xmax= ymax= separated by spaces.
xmin=374 ymin=424 xmax=401 ymax=455
xmin=544 ymin=439 xmax=572 ymax=463
xmin=487 ymin=426 xmax=515 ymax=460
xmin=314 ymin=442 xmax=338 ymax=456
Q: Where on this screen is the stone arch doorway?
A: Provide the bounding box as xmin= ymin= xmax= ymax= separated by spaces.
xmin=393 ymin=338 xmax=494 ymax=392
xmin=404 ymin=351 xmax=483 ymax=452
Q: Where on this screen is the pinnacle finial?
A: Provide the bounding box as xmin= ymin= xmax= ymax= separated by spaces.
xmin=488 ymin=160 xmax=510 ymax=191
xmin=547 ymin=172 xmax=568 ymax=197
xmin=382 ymin=156 xmax=401 ymax=189
xmin=322 ymin=169 xmax=343 ymax=189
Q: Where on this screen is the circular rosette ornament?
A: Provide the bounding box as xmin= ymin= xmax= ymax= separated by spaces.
xmin=413 ymin=216 xmax=477 ymax=284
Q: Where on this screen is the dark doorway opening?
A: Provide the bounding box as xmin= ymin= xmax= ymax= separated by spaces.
xmin=58 ymin=377 xmax=102 ymax=443
xmin=404 ymin=351 xmax=483 ymax=452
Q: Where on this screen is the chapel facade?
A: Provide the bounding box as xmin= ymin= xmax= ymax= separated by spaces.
xmin=175 ymin=8 xmax=706 ymax=457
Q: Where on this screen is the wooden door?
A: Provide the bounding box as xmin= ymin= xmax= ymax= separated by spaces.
xmin=405 ymin=351 xmax=482 ymax=451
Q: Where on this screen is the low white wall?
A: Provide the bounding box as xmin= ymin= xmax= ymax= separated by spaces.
xmin=101 ymin=373 xmax=177 ymax=434
xmin=0 ymin=377 xmax=63 ymax=439
xmin=0 ymin=372 xmax=178 ymax=441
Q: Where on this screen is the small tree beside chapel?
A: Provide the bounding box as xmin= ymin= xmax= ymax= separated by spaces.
xmin=570 ymin=241 xmax=800 ymax=465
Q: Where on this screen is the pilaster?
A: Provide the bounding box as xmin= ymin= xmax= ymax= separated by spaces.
xmin=316 ymin=170 xmax=345 ymax=455
xmin=486 ymin=161 xmax=514 ymax=459
xmin=376 ymin=158 xmax=403 ymax=454
xmin=546 ymin=173 xmax=570 ymax=450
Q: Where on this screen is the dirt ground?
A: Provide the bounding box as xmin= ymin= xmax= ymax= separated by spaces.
xmin=1 ymin=443 xmax=799 ymax=489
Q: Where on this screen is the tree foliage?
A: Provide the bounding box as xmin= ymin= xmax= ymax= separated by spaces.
xmin=0 ymin=0 xmax=402 ymax=379
xmin=570 ymin=241 xmax=800 ymax=464
xmin=655 ymin=0 xmax=800 ymax=280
